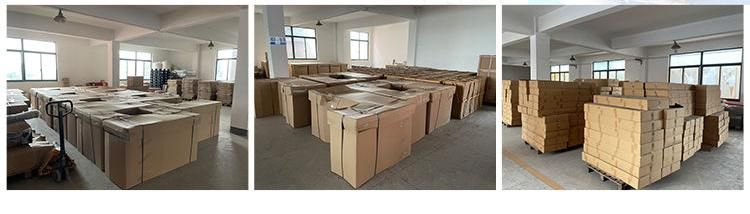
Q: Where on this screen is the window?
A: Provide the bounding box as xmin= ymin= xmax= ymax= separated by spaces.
xmin=215 ymin=49 xmax=237 ymax=81
xmin=119 ymin=51 xmax=152 ymax=80
xmin=350 ymin=31 xmax=369 ymax=60
xmin=669 ymin=48 xmax=742 ymax=99
xmin=592 ymin=60 xmax=625 ymax=80
xmin=285 ymin=26 xmax=317 ymax=60
xmin=550 ymin=64 xmax=570 ymax=81
xmin=6 ymin=38 xmax=57 ymax=81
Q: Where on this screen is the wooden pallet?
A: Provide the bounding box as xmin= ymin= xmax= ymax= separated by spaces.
xmin=523 ymin=141 xmax=581 ymax=155
xmin=502 ymin=122 xmax=521 ymax=128
xmin=586 ymin=163 xmax=633 ymax=190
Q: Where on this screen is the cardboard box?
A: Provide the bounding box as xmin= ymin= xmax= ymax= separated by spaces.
xmin=146 ymin=100 xmax=222 ymax=143
xmin=103 ymin=107 xmax=199 ymax=189
xmin=703 ymin=111 xmax=729 ymax=148
xmin=7 ymin=140 xmax=55 ymax=177
xmin=328 ymin=93 xmax=416 ymax=188
xmin=308 ymin=86 xmax=367 ymax=143
xmin=478 ymin=69 xmax=496 ymax=104
xmin=593 ymin=95 xmax=669 ymax=111
xmin=254 ymin=79 xmax=286 ymax=118
xmin=300 ymin=72 xmax=380 ymax=86
xmin=279 ymin=78 xmax=327 ymax=127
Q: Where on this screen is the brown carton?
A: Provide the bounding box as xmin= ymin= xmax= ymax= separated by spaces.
xmin=279 ymin=78 xmax=326 ymax=127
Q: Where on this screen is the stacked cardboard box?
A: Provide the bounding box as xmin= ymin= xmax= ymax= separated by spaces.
xmin=681 ymin=116 xmax=704 ymax=161
xmin=197 ymin=80 xmax=217 ymax=100
xmin=600 ymin=87 xmax=623 ymax=96
xmin=181 ymin=78 xmax=200 ymax=100
xmin=254 ymin=78 xmax=289 ymax=118
xmin=279 ymin=78 xmax=327 ymax=127
xmin=582 ymin=95 xmax=684 ymax=189
xmin=126 ymin=76 xmax=146 ymax=91
xmin=478 ymin=55 xmax=496 ymax=70
xmin=217 ymin=81 xmax=234 ymax=106
xmin=478 ymin=69 xmax=496 ymax=104
xmin=327 ymin=92 xmax=416 ymax=188
xmin=300 ymin=72 xmax=381 ymax=86
xmin=502 ymin=80 xmax=521 ymax=126
xmin=518 ymin=80 xmax=592 ymax=153
xmin=167 ymin=79 xmax=182 ymax=95
xmin=621 ymin=81 xmax=645 ymax=97
xmin=703 ymin=111 xmax=729 ymax=149
xmin=694 ymin=85 xmax=722 ymax=116
xmin=288 ymin=63 xmax=349 ymax=77
xmin=645 ymin=82 xmax=695 ymax=115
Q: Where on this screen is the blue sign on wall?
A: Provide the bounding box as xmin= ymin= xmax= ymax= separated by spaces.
xmin=270 ymin=36 xmax=287 ymax=45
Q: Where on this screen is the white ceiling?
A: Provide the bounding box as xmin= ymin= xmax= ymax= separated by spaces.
xmin=129 ymin=5 xmax=186 ymax=15
xmin=324 ymin=11 xmax=379 ymax=22
xmin=8 ymin=5 xmax=135 ymax=30
xmin=575 ymin=5 xmax=743 ymax=38
xmin=505 ymin=38 xmax=575 ymax=51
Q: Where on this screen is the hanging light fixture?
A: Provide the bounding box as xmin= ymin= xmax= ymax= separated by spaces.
xmin=208 ymin=41 xmax=215 ymax=49
xmin=522 ymin=61 xmax=528 ymax=66
xmin=316 ymin=20 xmax=323 ymax=26
xmin=53 ymin=8 xmax=66 ymax=23
xmin=670 ymin=40 xmax=681 ymax=53
xmin=569 ymin=55 xmax=576 ymax=62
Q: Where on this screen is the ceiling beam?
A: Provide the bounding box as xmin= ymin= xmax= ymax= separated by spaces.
xmin=502 ymin=15 xmax=533 ymax=35
xmin=611 ymin=14 xmax=743 ymax=49
xmin=552 ymin=27 xmax=645 ymax=58
xmin=550 ymin=46 xmax=598 ymax=57
xmin=289 ymin=6 xmax=364 ymax=26
xmin=366 ymin=6 xmax=417 ymax=19
xmin=160 ymin=6 xmax=242 ymax=32
xmin=7 ymin=11 xmax=114 ymax=41
xmin=55 ymin=5 xmax=161 ymax=30
xmin=537 ymin=5 xmax=632 ymax=33
xmin=503 ymin=32 xmax=528 ymax=47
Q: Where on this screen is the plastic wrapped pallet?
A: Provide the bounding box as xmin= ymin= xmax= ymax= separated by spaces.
xmin=217 ymin=81 xmax=234 ymax=106
xmin=197 ymin=80 xmax=217 ymax=100
xmin=703 ymin=111 xmax=729 ymax=149
xmin=502 ymin=80 xmax=521 ymax=126
xmin=583 ymin=95 xmax=684 ymax=189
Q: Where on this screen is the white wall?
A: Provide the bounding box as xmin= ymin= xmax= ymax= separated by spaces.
xmin=7 ymin=28 xmax=107 ymax=92
xmin=372 ymin=22 xmax=409 ymax=68
xmin=198 ymin=43 xmax=237 ymax=80
xmin=502 ymin=64 xmax=530 ymax=80
xmin=167 ymin=51 xmax=199 ymax=71
xmin=414 ymin=5 xmax=496 ymax=72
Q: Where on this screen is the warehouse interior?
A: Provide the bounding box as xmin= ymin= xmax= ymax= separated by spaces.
xmin=6 ymin=5 xmax=249 ymax=189
xmin=502 ymin=5 xmax=743 ymax=190
xmin=253 ymin=5 xmax=496 ymax=189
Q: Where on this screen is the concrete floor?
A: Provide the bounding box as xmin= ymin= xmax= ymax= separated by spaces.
xmin=502 ymin=125 xmax=744 ymax=190
xmin=255 ymin=105 xmax=497 ymax=190
xmin=7 ymin=106 xmax=248 ymax=190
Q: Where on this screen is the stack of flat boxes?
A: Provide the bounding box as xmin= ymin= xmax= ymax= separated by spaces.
xmin=694 ymin=85 xmax=722 ymax=116
xmin=502 ymin=80 xmax=521 ymax=126
xmin=600 ymin=87 xmax=623 ymax=96
xmin=518 ymin=80 xmax=590 ymax=153
xmin=704 ymin=111 xmax=729 ymax=149
xmin=621 ymin=81 xmax=646 ymax=97
xmin=645 ymin=83 xmax=694 ymax=115
xmin=681 ymin=116 xmax=704 ymax=161
xmin=582 ymin=95 xmax=684 ymax=189
xmin=692 ymin=85 xmax=727 ymax=150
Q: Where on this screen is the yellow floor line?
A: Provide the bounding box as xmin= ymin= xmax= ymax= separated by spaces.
xmin=503 ymin=147 xmax=564 ymax=190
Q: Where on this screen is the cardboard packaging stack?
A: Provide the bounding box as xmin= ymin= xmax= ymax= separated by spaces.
xmin=126 ymin=76 xmax=146 ymax=91
xmin=103 ymin=107 xmax=199 ymax=189
xmin=442 ymin=76 xmax=486 ymax=119
xmin=583 ymin=95 xmax=684 ymax=189
xmin=681 ymin=116 xmax=704 ymax=161
xmin=254 ymin=78 xmax=289 ymax=118
xmin=181 ymin=78 xmax=200 ymax=100
xmin=167 ymin=79 xmax=182 ymax=95
xmin=518 ymin=80 xmax=592 ymax=153
xmin=197 ymin=80 xmax=217 ymax=100
xmin=621 ymin=81 xmax=646 ymax=97
xmin=645 ymin=82 xmax=695 ymax=115
xmin=477 ymin=55 xmax=497 ymax=104
xmin=703 ymin=111 xmax=729 ymax=149
xmin=502 ymin=80 xmax=521 ymax=126
xmin=694 ymin=85 xmax=722 ymax=116
xmin=288 ymin=63 xmax=349 ymax=77
xmin=600 ymin=87 xmax=623 ymax=96
xmin=7 ymin=105 xmax=55 ymax=177
xmin=300 ymin=72 xmax=381 ymax=87
xmin=279 ymin=78 xmax=326 ymax=127
xmin=217 ymin=81 xmax=234 ymax=106
xmin=144 ymin=99 xmax=222 ymax=144
xmin=327 ymin=92 xmax=416 ymax=188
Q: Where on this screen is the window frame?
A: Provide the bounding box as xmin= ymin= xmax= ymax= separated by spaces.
xmin=119 ymin=50 xmax=153 ymax=80
xmin=7 ymin=38 xmax=58 ymax=82
xmin=350 ymin=31 xmax=369 ymax=61
xmin=549 ymin=64 xmax=570 ymax=82
xmin=215 ymin=48 xmax=238 ymax=81
xmin=668 ymin=47 xmax=743 ymax=100
xmin=592 ymin=59 xmax=625 ymax=81
xmin=285 ymin=26 xmax=318 ymax=60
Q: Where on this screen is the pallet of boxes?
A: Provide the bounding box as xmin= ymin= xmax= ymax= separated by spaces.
xmin=477 ymin=55 xmax=496 ymax=104
xmin=582 ymin=95 xmax=686 ymax=189
xmin=517 ymin=80 xmax=592 ymax=154
xmin=501 ymin=80 xmax=521 ymax=126
xmin=217 ymin=81 xmax=234 ymax=106
xmin=181 ymin=78 xmax=200 ymax=100
xmin=694 ymin=85 xmax=728 ymax=150
xmin=198 ymin=80 xmax=217 ymax=100
xmin=167 ymin=79 xmax=182 ymax=96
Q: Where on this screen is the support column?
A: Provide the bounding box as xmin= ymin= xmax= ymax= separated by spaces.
xmin=406 ymin=19 xmax=418 ymax=66
xmin=230 ymin=7 xmax=249 ymax=135
xmin=530 ymin=33 xmax=550 ymax=80
xmin=264 ymin=5 xmax=289 ymax=78
xmin=107 ymin=41 xmax=120 ymax=87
